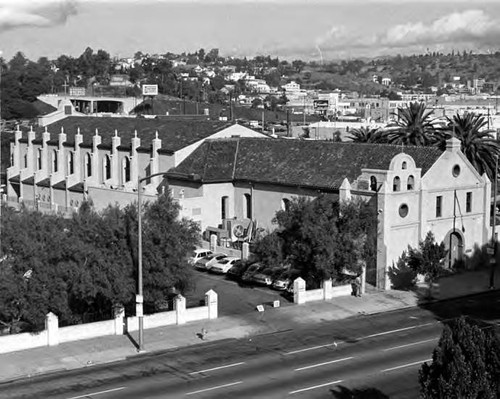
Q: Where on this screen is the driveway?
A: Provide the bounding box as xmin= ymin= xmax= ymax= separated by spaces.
xmin=185 ymin=269 xmax=293 ymax=316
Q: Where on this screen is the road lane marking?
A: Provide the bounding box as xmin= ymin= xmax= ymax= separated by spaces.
xmin=381 ymin=358 xmax=432 ymax=372
xmin=189 ymin=362 xmax=245 ymax=375
xmin=363 ymin=322 xmax=434 ymax=339
xmin=289 ymin=379 xmax=343 ymax=395
xmin=66 ymin=387 xmax=126 ymax=399
xmin=382 ymin=338 xmax=438 ymax=352
xmin=294 ymin=357 xmax=353 ymax=371
xmin=285 ymin=342 xmax=341 ymax=355
xmin=186 ymin=381 xmax=243 ymax=395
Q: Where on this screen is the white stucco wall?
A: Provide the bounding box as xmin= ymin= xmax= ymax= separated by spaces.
xmin=378 ymin=144 xmax=491 ymax=289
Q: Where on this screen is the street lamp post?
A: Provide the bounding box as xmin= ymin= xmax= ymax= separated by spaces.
xmin=136 ymin=172 xmax=167 ymax=352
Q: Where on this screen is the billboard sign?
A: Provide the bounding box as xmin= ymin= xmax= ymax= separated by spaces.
xmin=313 ymin=99 xmax=329 ymax=110
xmin=142 ymin=84 xmax=158 ymax=96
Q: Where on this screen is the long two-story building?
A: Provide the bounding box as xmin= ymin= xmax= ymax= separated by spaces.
xmin=6 ymin=116 xmax=268 ymax=215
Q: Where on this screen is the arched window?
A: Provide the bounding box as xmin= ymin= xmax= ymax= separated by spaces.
xmin=407 ymin=175 xmax=414 ymax=190
xmin=37 ymin=148 xmax=42 ymax=170
xmin=244 ymin=193 xmax=252 ymax=219
xmin=402 ymin=161 xmax=407 ymax=170
xmin=52 ymin=150 xmax=58 ymax=172
xmin=282 ymin=198 xmax=291 ymax=211
xmin=393 ymin=176 xmax=401 ymax=192
xmin=23 ymin=151 xmax=28 ymax=168
xmin=122 ymin=157 xmax=131 ymax=183
xmin=221 ymin=196 xmax=229 ymax=220
xmin=370 ymin=176 xmax=378 ymax=191
xmin=68 ymin=151 xmax=74 ymax=175
xmin=104 ymin=155 xmax=111 ymax=180
xmin=10 ymin=153 xmax=14 ymax=167
xmin=85 ymin=153 xmax=92 ymax=177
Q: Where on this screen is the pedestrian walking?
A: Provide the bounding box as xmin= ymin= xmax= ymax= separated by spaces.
xmin=355 ymin=274 xmax=362 ymax=297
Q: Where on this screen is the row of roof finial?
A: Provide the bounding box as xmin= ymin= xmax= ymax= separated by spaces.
xmin=19 ymin=125 xmax=159 ymax=139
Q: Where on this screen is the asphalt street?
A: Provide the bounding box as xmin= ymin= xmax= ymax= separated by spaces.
xmin=3 ymin=290 xmax=500 ymax=399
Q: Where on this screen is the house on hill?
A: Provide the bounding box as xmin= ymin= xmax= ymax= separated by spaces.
xmin=166 ymin=137 xmax=491 ymax=290
xmin=6 ymin=117 xmax=268 ymax=213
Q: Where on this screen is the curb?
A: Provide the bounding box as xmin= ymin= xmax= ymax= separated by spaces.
xmin=1 ymin=288 xmax=498 ymax=388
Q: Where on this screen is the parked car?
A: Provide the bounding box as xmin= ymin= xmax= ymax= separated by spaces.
xmin=251 ymin=271 xmax=273 ymax=286
xmin=226 ymin=260 xmax=251 ymax=281
xmin=272 ymin=269 xmax=300 ymax=291
xmin=189 ymin=249 xmax=213 ymax=265
xmin=195 ymin=252 xmax=227 ymax=271
xmin=210 ymin=257 xmax=240 ymax=274
xmin=272 ymin=273 xmax=292 ymax=290
xmin=241 ymin=262 xmax=264 ymax=283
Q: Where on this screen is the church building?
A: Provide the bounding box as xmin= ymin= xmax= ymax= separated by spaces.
xmin=166 ymin=137 xmax=492 ymax=290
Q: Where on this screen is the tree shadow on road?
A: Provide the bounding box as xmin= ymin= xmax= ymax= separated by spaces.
xmin=330 ymin=385 xmax=389 ymax=399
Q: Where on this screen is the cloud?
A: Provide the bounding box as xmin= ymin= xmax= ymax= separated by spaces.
xmin=316 ymin=9 xmax=500 ymax=56
xmin=0 ymin=0 xmax=78 ymax=32
xmin=379 ymin=9 xmax=500 ymax=48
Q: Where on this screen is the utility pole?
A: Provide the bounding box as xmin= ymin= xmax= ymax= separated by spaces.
xmin=136 ymin=172 xmax=168 ymax=351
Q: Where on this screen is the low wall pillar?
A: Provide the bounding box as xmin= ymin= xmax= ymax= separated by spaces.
xmin=293 ymin=277 xmax=306 ymax=304
xmin=45 ymin=312 xmax=59 ymax=346
xmin=323 ymin=278 xmax=333 ymax=300
xmin=113 ymin=304 xmax=125 ymax=335
xmin=175 ymin=294 xmax=186 ymax=325
xmin=205 ymin=289 xmax=218 ymax=319
xmin=242 ymin=242 xmax=249 ymax=260
xmin=210 ymin=234 xmax=217 ymax=252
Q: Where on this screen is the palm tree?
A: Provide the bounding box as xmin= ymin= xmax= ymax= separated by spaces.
xmin=382 ymin=101 xmax=438 ymax=146
xmin=347 ymin=126 xmax=385 ymax=143
xmin=443 ymin=112 xmax=500 ymax=180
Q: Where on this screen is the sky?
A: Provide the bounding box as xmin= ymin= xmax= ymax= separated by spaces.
xmin=0 ymin=0 xmax=500 ymax=62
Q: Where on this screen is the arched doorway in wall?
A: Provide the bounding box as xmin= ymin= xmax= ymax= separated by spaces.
xmin=445 ymin=230 xmax=464 ymax=267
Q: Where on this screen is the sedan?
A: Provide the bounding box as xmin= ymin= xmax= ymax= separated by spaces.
xmin=195 ymin=253 xmax=227 ymax=271
xmin=210 ymin=257 xmax=240 ymax=274
xmin=251 ymin=272 xmax=273 ymax=286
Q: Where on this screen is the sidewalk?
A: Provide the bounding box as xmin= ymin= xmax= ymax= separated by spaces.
xmin=0 ymin=268 xmax=496 ymax=384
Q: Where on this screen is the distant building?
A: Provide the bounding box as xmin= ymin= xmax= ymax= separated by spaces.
xmin=109 ymin=74 xmax=133 ymax=87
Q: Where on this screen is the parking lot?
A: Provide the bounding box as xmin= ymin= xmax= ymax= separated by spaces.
xmin=185 ymin=269 xmax=294 ymax=316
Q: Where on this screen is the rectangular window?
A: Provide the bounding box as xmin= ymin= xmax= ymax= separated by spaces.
xmin=466 ymin=192 xmax=472 ymax=213
xmin=436 ymin=196 xmax=442 ymax=218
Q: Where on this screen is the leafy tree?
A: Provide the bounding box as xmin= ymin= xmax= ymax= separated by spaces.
xmin=407 ymin=232 xmax=446 ymax=287
xmin=347 ymin=126 xmax=385 ymax=143
xmin=441 ymin=112 xmax=500 ymax=181
xmin=266 ymin=196 xmax=376 ymax=288
xmin=420 ymin=316 xmax=500 ymax=398
xmin=382 ymin=102 xmax=437 ymax=146
xmin=131 ymin=192 xmax=200 ymax=308
xmin=387 ymin=251 xmax=417 ymax=290
xmin=0 ymin=192 xmax=199 ymax=332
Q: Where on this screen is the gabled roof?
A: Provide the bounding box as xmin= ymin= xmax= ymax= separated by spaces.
xmin=18 ymin=117 xmax=235 ymax=153
xmin=168 ymin=138 xmax=442 ymax=190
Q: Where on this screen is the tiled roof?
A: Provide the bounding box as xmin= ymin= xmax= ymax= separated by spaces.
xmin=19 ymin=116 xmax=235 ymax=153
xmin=9 ymin=175 xmax=20 ymax=183
xmin=22 ymin=176 xmax=35 ymax=185
xmin=68 ymin=182 xmax=84 ymax=193
xmin=36 ymin=178 xmax=51 ymax=187
xmin=168 ymin=138 xmax=442 ymax=190
xmin=52 ymin=180 xmax=66 ymax=190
